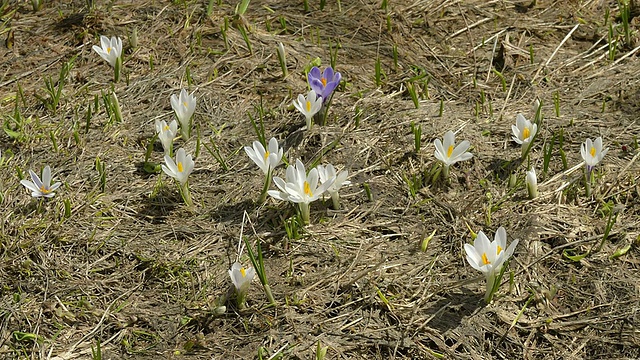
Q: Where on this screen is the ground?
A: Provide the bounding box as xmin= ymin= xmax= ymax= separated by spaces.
xmin=1 ymin=0 xmax=640 ymax=359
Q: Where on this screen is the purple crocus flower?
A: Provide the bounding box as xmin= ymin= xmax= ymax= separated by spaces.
xmin=308 ymin=66 xmax=341 ymax=103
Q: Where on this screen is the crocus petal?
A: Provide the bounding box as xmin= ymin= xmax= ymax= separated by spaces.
xmin=475 ymin=231 xmax=491 ymax=260
xmin=272 ymin=177 xmax=287 ymax=192
xmin=456 ymin=152 xmax=473 ymax=162
xmin=464 ymin=244 xmax=483 ymax=271
xmin=495 ymin=227 xmax=507 ymax=250
xmin=29 ymin=169 xmax=43 ymax=190
xmin=20 ymin=180 xmax=40 ymax=194
xmin=163 ymin=154 xmax=177 ymax=174
xmin=100 ymin=35 xmax=110 ymax=50
xmin=322 ymin=67 xmax=334 ymax=82
xmin=309 ymin=67 xmax=321 ymax=82
xmin=49 ymin=182 xmax=62 ymax=192
xmin=268 ymin=190 xmax=288 ymax=201
xmin=309 ymin=79 xmax=325 ymax=95
xmin=451 ymin=140 xmax=471 ymax=159
xmin=504 ymin=238 xmax=519 ymax=259
xmin=267 ymin=137 xmax=279 ymax=155
xmin=434 ymin=139 xmax=446 ymax=162
xmin=443 ymin=131 xmax=455 ymax=150
xmin=42 ymin=166 xmax=52 ymax=187
xmin=511 ymin=124 xmax=522 ymax=144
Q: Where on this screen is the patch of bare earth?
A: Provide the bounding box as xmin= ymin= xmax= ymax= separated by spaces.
xmin=1 ymin=0 xmax=639 ymax=359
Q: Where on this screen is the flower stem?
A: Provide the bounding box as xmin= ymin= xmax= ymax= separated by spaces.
xmin=263 ymin=283 xmax=276 ymax=307
xmin=442 ymin=164 xmax=450 ymax=180
xmin=584 ymin=168 xmax=592 ymax=197
xmin=321 ymin=94 xmax=335 ymax=126
xmin=484 ymin=275 xmax=496 ymax=303
xmin=299 ymin=202 xmax=310 ymax=225
xmin=236 ymin=291 xmax=247 ymax=310
xmin=306 ymin=115 xmax=313 ymax=131
xmin=330 ymin=191 xmax=340 ymax=210
xmin=258 ymin=170 xmax=272 ymax=204
xmin=180 ymin=182 xmax=193 ymax=207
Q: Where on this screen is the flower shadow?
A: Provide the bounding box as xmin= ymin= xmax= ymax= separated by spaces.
xmin=421 ymin=289 xmax=484 ymax=334
xmin=487 ymin=157 xmax=522 ymax=181
xmin=135 ymin=187 xmax=181 ymax=224
xmin=207 ymin=198 xmax=256 ymax=224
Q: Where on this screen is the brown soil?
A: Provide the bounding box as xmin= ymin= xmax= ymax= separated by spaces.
xmin=1 ymin=0 xmax=639 ymax=359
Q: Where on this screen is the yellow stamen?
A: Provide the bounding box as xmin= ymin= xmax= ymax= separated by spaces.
xmin=321 ymin=77 xmax=327 ymax=87
xmin=523 ymin=127 xmax=530 ymax=139
xmin=497 ymin=245 xmax=503 ymax=254
xmin=240 ymin=267 xmax=246 ymax=277
xmin=264 ymin=150 xmax=270 ymax=161
xmin=447 ymin=145 xmax=454 ymax=158
xmin=590 ymin=147 xmax=596 ymax=157
xmin=40 ymin=185 xmax=51 ymax=194
xmin=107 ymin=47 xmax=111 ymax=54
xmin=482 ymin=253 xmax=490 ymax=265
xmin=163 ymin=125 xmax=170 ymax=131
xmin=177 ymin=162 xmax=184 ymax=173
xmin=304 ymin=181 xmax=313 ymax=196
xmin=306 ymin=100 xmax=311 ymax=112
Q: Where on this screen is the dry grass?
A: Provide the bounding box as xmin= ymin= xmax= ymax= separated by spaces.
xmin=1 ymin=0 xmax=640 ymax=359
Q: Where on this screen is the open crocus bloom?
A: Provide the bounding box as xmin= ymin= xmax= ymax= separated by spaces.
xmin=244 ymin=137 xmax=283 ymax=175
xmin=229 ymin=262 xmax=255 ymax=294
xmin=464 ymin=227 xmax=518 ymax=302
xmin=162 ymin=148 xmax=195 ymax=185
xmin=308 ymin=66 xmax=341 ymax=102
xmin=268 ymin=159 xmax=334 ymax=224
xmin=170 ymin=89 xmax=196 ymax=136
xmin=293 ymin=90 xmax=323 ymax=129
xmin=580 ymin=137 xmax=608 ymax=171
xmin=317 ymin=164 xmax=350 ymax=209
xmin=92 ymin=35 xmax=122 ymax=67
xmin=511 ymin=114 xmax=537 ymax=156
xmin=155 ymin=119 xmax=178 ymax=156
xmin=434 ymin=130 xmax=473 ymax=167
xmin=20 ymin=165 xmax=62 ymax=198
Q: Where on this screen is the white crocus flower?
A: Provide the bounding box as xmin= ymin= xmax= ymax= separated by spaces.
xmin=155 ymin=119 xmax=178 ymax=156
xmin=317 ymin=164 xmax=350 ymax=210
xmin=580 ymin=137 xmax=608 ymax=171
xmin=511 ymin=114 xmax=538 ymax=158
xmin=464 ymin=227 xmax=519 ymax=303
xmin=526 ymin=167 xmax=537 ymax=199
xmin=434 ymin=130 xmax=473 ymax=178
xmin=162 ymin=148 xmax=194 ymax=185
xmin=92 ymin=35 xmax=123 ymax=68
xmin=162 ymin=148 xmax=195 ymax=207
xmin=245 ymin=137 xmax=284 ymax=203
xmin=20 ymin=165 xmax=62 ymax=198
xmin=293 ymin=90 xmax=323 ymax=130
xmin=170 ymin=89 xmax=196 ymax=139
xmin=268 ymin=159 xmax=334 ymax=224
xmin=229 ymin=262 xmax=255 ymax=309
xmin=244 ymin=137 xmax=283 ymax=175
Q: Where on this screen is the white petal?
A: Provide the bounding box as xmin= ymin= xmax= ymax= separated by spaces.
xmin=268 ymin=190 xmax=288 ymax=201
xmin=42 ymin=165 xmax=52 ymax=187
xmin=450 ymin=140 xmax=471 ymax=159
xmin=20 ymin=180 xmax=40 ymax=193
xmin=29 ymin=169 xmax=43 ymax=189
xmin=443 ymin=131 xmax=455 ymax=150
